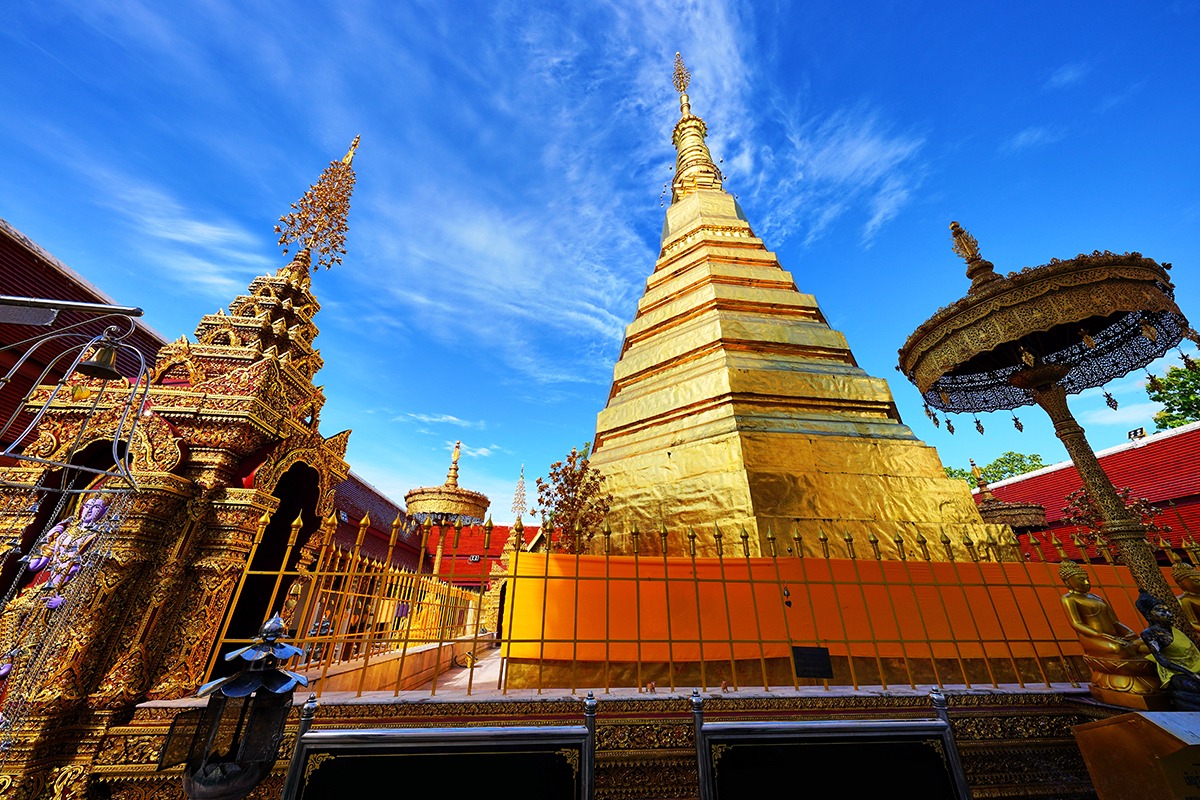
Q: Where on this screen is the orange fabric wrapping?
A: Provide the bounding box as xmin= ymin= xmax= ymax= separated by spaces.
xmin=502 ymin=553 xmax=1156 ymax=663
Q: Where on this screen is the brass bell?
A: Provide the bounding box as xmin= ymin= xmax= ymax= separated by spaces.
xmin=75 ymin=345 xmax=122 ymax=380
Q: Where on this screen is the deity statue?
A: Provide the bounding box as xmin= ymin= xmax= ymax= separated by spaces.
xmin=1135 ymin=590 xmax=1200 ymax=711
xmin=0 ymin=496 xmax=109 ymax=680
xmin=1058 ymin=560 xmax=1164 ymax=708
xmin=1171 ymin=561 xmax=1200 ymax=635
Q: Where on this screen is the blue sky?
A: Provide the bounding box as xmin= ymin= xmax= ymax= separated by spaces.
xmin=3 ymin=1 xmax=1198 ymax=522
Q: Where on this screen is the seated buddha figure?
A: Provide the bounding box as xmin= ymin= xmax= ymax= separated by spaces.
xmin=1172 ymin=562 xmax=1200 ymax=635
xmin=1059 ymin=560 xmax=1162 ymax=707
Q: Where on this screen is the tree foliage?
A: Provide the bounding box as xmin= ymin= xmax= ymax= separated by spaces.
xmin=1062 ymin=486 xmax=1169 ymax=538
xmin=944 ymin=451 xmax=1047 ymax=484
xmin=534 ymin=443 xmax=613 ymax=554
xmin=1146 ymin=364 xmax=1200 ymax=430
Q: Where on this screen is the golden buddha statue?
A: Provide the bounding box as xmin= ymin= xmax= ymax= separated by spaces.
xmin=1058 ymin=560 xmax=1166 ymax=709
xmin=1171 ymin=561 xmax=1200 ymax=635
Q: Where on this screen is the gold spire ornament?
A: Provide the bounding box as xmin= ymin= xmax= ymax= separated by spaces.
xmin=672 ymin=52 xmax=691 ymax=94
xmin=667 ymin=53 xmax=723 ymax=202
xmin=275 ymin=136 xmax=361 ymax=271
xmin=950 ymin=220 xmax=999 ymax=292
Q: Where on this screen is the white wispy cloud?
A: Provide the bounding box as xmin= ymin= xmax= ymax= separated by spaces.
xmin=398 ymin=413 xmax=486 ymax=429
xmin=1045 ymin=62 xmax=1091 ymax=90
xmin=449 ymin=441 xmax=504 ymax=458
xmin=1001 ymin=125 xmax=1066 ymax=153
xmin=756 ymin=106 xmax=926 ymax=246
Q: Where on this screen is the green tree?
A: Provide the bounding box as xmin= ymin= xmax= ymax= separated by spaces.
xmin=944 ymin=451 xmax=1047 ymax=484
xmin=1146 ymin=364 xmax=1200 ymax=430
xmin=534 ymin=443 xmax=613 ymax=554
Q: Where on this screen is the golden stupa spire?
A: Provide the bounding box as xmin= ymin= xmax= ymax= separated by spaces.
xmin=670 ymin=53 xmax=723 ymax=203
xmin=275 ymin=136 xmax=361 ymax=271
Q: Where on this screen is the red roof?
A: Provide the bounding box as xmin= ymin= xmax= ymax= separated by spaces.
xmin=431 ymin=523 xmax=542 ymax=586
xmin=0 ymin=218 xmax=166 ymax=447
xmin=977 ymin=421 xmax=1200 ymax=560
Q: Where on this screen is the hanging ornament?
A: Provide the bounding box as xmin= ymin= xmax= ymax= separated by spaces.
xmin=1018 ymin=346 xmax=1036 ymax=367
xmin=1079 ymin=329 xmax=1096 ymax=349
xmin=1012 ymin=415 xmax=1024 ymax=432
xmin=945 ymin=417 xmax=955 ymax=435
xmin=974 ymin=416 xmax=985 ymax=435
xmin=1141 ymin=318 xmax=1158 ymax=343
xmin=931 ymin=414 xmax=940 ymax=428
xmin=1104 ymin=391 xmax=1118 ymax=410
xmin=1146 ymin=372 xmax=1164 ymax=393
xmin=1186 ymin=326 xmax=1200 ymax=345
xmin=938 ymin=389 xmax=950 ymax=406
xmin=923 ymin=403 xmax=936 ymax=421
xmin=1181 ymin=350 xmax=1197 ymax=371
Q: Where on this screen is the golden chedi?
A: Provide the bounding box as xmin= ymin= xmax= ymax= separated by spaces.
xmin=1058 ymin=560 xmax=1165 ymax=709
xmin=589 ymin=54 xmax=1007 ymax=557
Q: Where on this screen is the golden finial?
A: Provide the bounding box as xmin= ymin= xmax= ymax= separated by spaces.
xmin=342 ymin=135 xmax=360 ymax=165
xmin=672 ymin=52 xmax=691 ymax=94
xmin=445 ymin=440 xmax=462 ymax=487
xmin=275 ymin=137 xmax=360 ymax=271
xmin=950 ymin=220 xmax=999 ymax=291
xmin=949 ymin=221 xmax=980 ymax=263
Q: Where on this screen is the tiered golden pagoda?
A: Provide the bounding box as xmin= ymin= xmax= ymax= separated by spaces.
xmin=590 ymin=54 xmax=1007 ymax=558
xmin=0 ymin=141 xmax=359 ymax=795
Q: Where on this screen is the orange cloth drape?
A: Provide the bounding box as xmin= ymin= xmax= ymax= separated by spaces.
xmin=501 ymin=553 xmax=1149 ymax=662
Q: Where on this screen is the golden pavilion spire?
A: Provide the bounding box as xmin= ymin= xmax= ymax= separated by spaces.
xmin=275 ymin=136 xmax=361 ymax=271
xmin=670 ymin=53 xmax=723 ymax=203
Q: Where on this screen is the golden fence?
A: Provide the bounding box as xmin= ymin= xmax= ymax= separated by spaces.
xmin=209 ymin=517 xmax=1182 ymax=698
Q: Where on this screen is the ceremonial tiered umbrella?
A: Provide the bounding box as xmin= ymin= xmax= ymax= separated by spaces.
xmin=405 ymin=441 xmax=490 ymax=575
xmin=898 ymin=222 xmax=1195 ymax=609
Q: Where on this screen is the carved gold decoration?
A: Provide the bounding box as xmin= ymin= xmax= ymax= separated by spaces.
xmin=303 ymin=753 xmax=335 ymax=785
xmin=275 ymin=137 xmax=359 ymax=270
xmin=555 ymin=747 xmax=580 ymax=778
xmin=149 ymin=336 xmax=205 ymax=385
xmin=900 ymin=257 xmax=1183 ymax=413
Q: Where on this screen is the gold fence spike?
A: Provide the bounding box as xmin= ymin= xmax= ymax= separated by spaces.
xmin=817 ymin=528 xmax=830 ymax=560
xmin=915 ymin=529 xmax=931 ymax=561
xmin=842 ymin=530 xmax=856 ymax=560
xmin=939 ymin=528 xmax=955 ymax=561
xmin=765 ymin=525 xmax=778 ymax=558
xmin=739 ymin=525 xmax=751 ymax=558
xmin=1050 ymin=533 xmax=1069 ymax=560
xmin=712 ymin=525 xmax=723 ymax=558
xmin=687 ymin=527 xmax=697 ymax=558
xmin=791 ymin=525 xmax=803 ymax=559
xmin=893 ymin=532 xmax=907 ymax=561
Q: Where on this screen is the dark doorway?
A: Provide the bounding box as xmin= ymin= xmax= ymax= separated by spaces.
xmin=211 ymin=462 xmax=321 ymax=677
